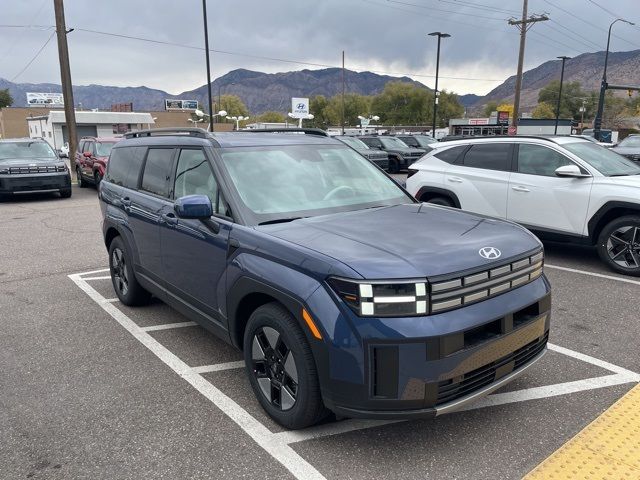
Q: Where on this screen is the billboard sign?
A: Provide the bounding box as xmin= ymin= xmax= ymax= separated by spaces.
xmin=497 ymin=111 xmax=510 ymax=125
xmin=290 ymin=97 xmax=309 ymax=118
xmin=165 ymin=99 xmax=199 ymax=111
xmin=27 ymin=92 xmax=64 ymax=107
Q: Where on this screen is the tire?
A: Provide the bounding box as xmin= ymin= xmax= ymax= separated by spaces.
xmin=94 ymin=170 xmax=102 ymax=188
xmin=243 ymin=303 xmax=327 ymax=429
xmin=77 ymin=167 xmax=87 ymax=188
xmin=426 ymin=196 xmax=454 ymax=207
xmin=108 ymin=236 xmax=151 ymax=305
xmin=388 ymin=157 xmax=400 ymax=174
xmin=59 ymin=188 xmax=72 ymax=198
xmin=596 ymin=215 xmax=640 ymax=276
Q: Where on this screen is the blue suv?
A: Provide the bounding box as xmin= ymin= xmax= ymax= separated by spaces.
xmin=99 ymin=128 xmax=551 ymax=429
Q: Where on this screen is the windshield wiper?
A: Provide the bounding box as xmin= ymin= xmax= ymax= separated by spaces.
xmin=258 ymin=217 xmax=305 ymax=225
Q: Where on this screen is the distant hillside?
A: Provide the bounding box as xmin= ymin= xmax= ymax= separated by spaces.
xmin=0 ymin=68 xmax=428 ymax=114
xmin=473 ymin=49 xmax=640 ymax=112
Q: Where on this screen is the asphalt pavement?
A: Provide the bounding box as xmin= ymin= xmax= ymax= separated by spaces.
xmin=1 ymin=184 xmax=638 ymax=479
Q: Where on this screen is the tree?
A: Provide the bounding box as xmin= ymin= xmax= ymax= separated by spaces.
xmin=532 ymin=102 xmax=555 ymax=119
xmin=437 ymin=90 xmax=465 ymax=127
xmin=323 ymin=93 xmax=372 ymax=127
xmin=0 ymin=89 xmax=13 ymax=108
xmin=219 ymin=94 xmax=249 ymax=118
xmin=309 ymin=95 xmax=330 ymax=129
xmin=483 ymin=100 xmax=499 ymax=117
xmin=370 ymin=82 xmax=430 ymax=125
xmin=496 ymin=103 xmax=514 ymax=118
xmin=254 ymin=111 xmax=286 ymax=123
xmin=538 ymin=81 xmax=596 ymax=121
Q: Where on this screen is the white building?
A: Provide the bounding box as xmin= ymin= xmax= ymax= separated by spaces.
xmin=27 ymin=111 xmax=155 ymax=150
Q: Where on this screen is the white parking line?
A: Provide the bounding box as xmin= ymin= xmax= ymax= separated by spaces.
xmin=82 ymin=275 xmax=111 ymax=281
xmin=68 ymin=272 xmax=326 ymax=480
xmin=545 ymin=264 xmax=640 ymax=286
xmin=190 ymin=360 xmax=245 ymax=374
xmin=548 ymin=343 xmax=639 ymax=378
xmin=141 ymin=321 xmax=198 ymax=332
xmin=78 ymin=267 xmax=110 ymax=276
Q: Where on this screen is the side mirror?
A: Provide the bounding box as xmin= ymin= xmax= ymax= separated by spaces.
xmin=555 ymin=164 xmax=590 ymax=178
xmin=83 ymin=151 xmax=92 ymax=157
xmin=174 ymin=194 xmax=213 ymax=219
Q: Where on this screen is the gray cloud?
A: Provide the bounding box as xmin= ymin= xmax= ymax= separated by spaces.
xmin=1 ymin=0 xmax=639 ymax=96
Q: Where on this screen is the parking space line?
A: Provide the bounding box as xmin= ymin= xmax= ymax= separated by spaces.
xmin=190 ymin=360 xmax=245 ymax=374
xmin=548 ymin=343 xmax=639 ymax=378
xmin=545 ymin=264 xmax=640 ymax=286
xmin=82 ymin=275 xmax=111 ymax=281
xmin=78 ymin=267 xmax=110 ymax=276
xmin=274 ymin=419 xmax=403 ymax=444
xmin=68 ymin=272 xmax=327 ymax=480
xmin=141 ymin=321 xmax=198 ymax=332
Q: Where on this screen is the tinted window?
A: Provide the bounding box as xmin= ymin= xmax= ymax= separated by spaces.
xmin=462 ymin=143 xmax=512 ymax=171
xmin=174 ymin=149 xmax=224 ymax=213
xmin=78 ymin=141 xmax=86 ymax=154
xmin=434 ymin=145 xmax=467 ymax=164
xmin=517 ymin=144 xmax=573 ymax=176
xmin=361 ymin=138 xmax=381 ymax=148
xmin=105 ymin=147 xmax=146 ymax=189
xmin=141 ymin=148 xmax=174 ymax=197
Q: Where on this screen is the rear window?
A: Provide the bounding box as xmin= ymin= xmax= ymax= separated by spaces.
xmin=141 ymin=148 xmax=175 ymax=197
xmin=433 ymin=145 xmax=467 ymax=164
xmin=462 ymin=143 xmax=512 ymax=171
xmin=105 ymin=147 xmax=146 ymax=189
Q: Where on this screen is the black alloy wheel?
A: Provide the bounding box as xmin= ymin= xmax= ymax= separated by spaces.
xmin=597 ymin=216 xmax=640 ymax=276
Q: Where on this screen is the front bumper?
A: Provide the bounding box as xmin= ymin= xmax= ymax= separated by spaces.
xmin=0 ymin=172 xmax=71 ymax=194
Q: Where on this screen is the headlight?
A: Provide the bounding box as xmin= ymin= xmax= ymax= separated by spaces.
xmin=328 ymin=277 xmax=428 ymax=317
xmin=0 ymin=168 xmax=8 ymax=174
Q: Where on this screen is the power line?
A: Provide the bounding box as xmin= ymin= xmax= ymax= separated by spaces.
xmin=541 ymin=21 xmax=600 ymax=52
xmin=386 ymin=0 xmax=507 ymax=20
xmin=10 ymin=29 xmax=56 ymax=82
xmin=585 ymin=0 xmax=626 ymax=20
xmin=547 ymin=19 xmax=602 ymax=50
xmin=437 ymin=0 xmax=520 ymax=15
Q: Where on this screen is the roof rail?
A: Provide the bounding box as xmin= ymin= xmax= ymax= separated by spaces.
xmin=241 ymin=128 xmax=329 ymax=137
xmin=124 ymin=127 xmax=210 ymax=139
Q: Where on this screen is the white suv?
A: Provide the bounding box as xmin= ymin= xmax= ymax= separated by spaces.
xmin=406 ymin=136 xmax=640 ymax=276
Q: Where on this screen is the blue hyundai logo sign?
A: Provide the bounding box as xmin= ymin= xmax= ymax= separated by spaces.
xmin=297 ymin=103 xmax=306 ymax=110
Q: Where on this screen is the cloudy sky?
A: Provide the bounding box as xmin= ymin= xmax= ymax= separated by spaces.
xmin=1 ymin=0 xmax=639 ymax=96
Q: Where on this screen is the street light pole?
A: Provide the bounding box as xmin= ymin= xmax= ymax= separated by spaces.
xmin=428 ymin=32 xmax=450 ymax=139
xmin=554 ymin=56 xmax=570 ymax=135
xmin=593 ymin=18 xmax=635 ymax=141
xmin=201 ymin=0 xmax=214 ymax=132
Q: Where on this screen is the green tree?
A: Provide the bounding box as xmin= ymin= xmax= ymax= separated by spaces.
xmin=532 ymin=102 xmax=556 ymax=119
xmin=309 ymin=95 xmax=330 ymax=128
xmin=219 ymin=94 xmax=249 ymax=118
xmin=323 ymin=93 xmax=372 ymax=127
xmin=483 ymin=100 xmax=499 ymax=117
xmin=370 ymin=81 xmax=430 ymax=125
xmin=254 ymin=111 xmax=286 ymax=123
xmin=0 ymin=89 xmax=13 ymax=108
xmin=438 ymin=90 xmax=465 ymax=127
xmin=538 ymin=81 xmax=595 ymax=120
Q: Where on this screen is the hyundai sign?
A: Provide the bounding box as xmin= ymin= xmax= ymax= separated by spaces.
xmin=290 ymin=97 xmax=309 ymax=119
xmin=27 ymin=92 xmax=64 ymax=107
xmin=165 ymin=99 xmax=199 ymax=111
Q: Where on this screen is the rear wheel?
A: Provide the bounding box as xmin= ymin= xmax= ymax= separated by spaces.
xmin=425 ymin=196 xmax=454 ymax=207
xmin=94 ymin=170 xmax=102 ymax=188
xmin=388 ymin=157 xmax=400 ymax=174
xmin=77 ymin=167 xmax=87 ymax=188
xmin=108 ymin=236 xmax=151 ymax=305
xmin=244 ymin=303 xmax=327 ymax=429
xmin=597 ymin=216 xmax=640 ymax=276
xmin=59 ymin=188 xmax=72 ymax=198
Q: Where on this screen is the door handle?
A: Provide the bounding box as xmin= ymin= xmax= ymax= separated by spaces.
xmin=120 ymin=197 xmax=131 ymax=211
xmin=160 ymin=212 xmax=178 ymax=226
xmin=448 ymin=176 xmax=463 ymax=183
xmin=512 ymin=186 xmax=530 ymax=192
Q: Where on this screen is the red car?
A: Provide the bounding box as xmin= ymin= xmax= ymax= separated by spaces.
xmin=75 ymin=136 xmax=121 ymax=188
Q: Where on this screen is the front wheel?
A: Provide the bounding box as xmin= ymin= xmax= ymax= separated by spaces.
xmin=388 ymin=157 xmax=400 ymax=174
xmin=59 ymin=188 xmax=72 ymax=198
xmin=94 ymin=170 xmax=103 ymax=188
xmin=77 ymin=167 xmax=87 ymax=188
xmin=597 ymin=216 xmax=640 ymax=276
xmin=244 ymin=303 xmax=327 ymax=429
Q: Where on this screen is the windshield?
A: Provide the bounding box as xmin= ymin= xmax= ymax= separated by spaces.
xmin=337 ymin=136 xmax=369 ymax=150
xmin=380 ymin=137 xmax=409 ymax=149
xmin=413 ymin=136 xmax=437 ymax=147
xmin=96 ymin=142 xmax=116 ymax=156
xmin=564 ymin=142 xmax=640 ymax=176
xmin=0 ymin=141 xmax=57 ymax=161
xmin=618 ymin=136 xmax=640 ymax=148
xmin=220 ymin=144 xmax=410 ymax=223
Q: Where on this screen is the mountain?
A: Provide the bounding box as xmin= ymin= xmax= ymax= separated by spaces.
xmin=0 ymin=68 xmax=427 ymax=114
xmin=472 ymin=49 xmax=640 ymax=112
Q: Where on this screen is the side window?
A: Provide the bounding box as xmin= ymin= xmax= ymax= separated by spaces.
xmin=173 ymin=149 xmax=227 ymax=215
xmin=90 ymin=142 xmax=97 ymax=155
xmin=105 ymin=147 xmax=146 ymax=189
xmin=517 ymin=144 xmax=574 ymax=177
xmin=141 ymin=148 xmax=175 ymax=197
xmin=78 ymin=141 xmax=86 ymax=154
xmin=434 ymin=145 xmax=467 ymax=164
xmin=462 ymin=143 xmax=512 ymax=171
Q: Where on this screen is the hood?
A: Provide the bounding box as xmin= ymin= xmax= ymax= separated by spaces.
xmin=259 ymin=203 xmax=541 ymax=279
xmin=595 ymin=174 xmax=640 ymax=188
xmin=0 ymin=157 xmax=60 ymax=166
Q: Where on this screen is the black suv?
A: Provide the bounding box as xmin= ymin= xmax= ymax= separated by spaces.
xmin=0 ymin=138 xmax=71 ymax=198
xmin=100 ymin=128 xmax=550 ymax=429
xmin=358 ymin=135 xmax=426 ymax=173
xmin=333 ymin=135 xmax=389 ymax=170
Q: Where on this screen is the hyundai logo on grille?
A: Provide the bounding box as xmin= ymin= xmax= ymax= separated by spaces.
xmin=479 ymin=247 xmax=501 ymax=259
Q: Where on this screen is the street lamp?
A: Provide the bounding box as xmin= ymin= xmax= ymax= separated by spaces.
xmin=287 ymin=112 xmax=314 ymax=128
xmin=428 ymin=32 xmax=451 ymax=139
xmin=226 ymin=115 xmax=249 ymax=130
xmin=593 ymin=18 xmax=635 ymax=141
xmin=357 ymin=115 xmax=380 ymax=133
xmin=194 ymin=109 xmax=227 ymax=131
xmin=554 ymin=56 xmax=571 ymax=135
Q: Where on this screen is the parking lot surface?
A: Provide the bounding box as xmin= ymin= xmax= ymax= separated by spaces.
xmin=1 ymin=185 xmax=639 ymax=479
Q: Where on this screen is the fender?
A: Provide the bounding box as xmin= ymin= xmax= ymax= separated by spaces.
xmin=587 ymin=201 xmax=640 ymax=242
xmin=414 ymin=186 xmax=461 ymax=208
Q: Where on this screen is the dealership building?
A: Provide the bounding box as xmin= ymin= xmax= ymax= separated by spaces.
xmin=449 ymin=116 xmax=575 ymax=136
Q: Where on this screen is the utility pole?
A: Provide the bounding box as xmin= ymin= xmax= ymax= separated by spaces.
xmin=341 ymin=51 xmax=345 ymax=135
xmin=53 ymin=0 xmax=77 ymax=179
xmin=508 ymin=0 xmax=548 ymax=133
xmin=428 ymin=32 xmax=450 ymax=139
xmin=554 ymin=56 xmax=570 ymax=135
xmin=201 ymin=0 xmax=214 ymax=132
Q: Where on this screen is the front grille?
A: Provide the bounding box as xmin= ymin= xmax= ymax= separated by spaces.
xmin=430 ymin=251 xmax=544 ymax=313
xmin=7 ymin=165 xmax=65 ymax=174
xmin=435 ymin=332 xmax=548 ymax=405
xmin=624 ymin=153 xmax=640 ymax=162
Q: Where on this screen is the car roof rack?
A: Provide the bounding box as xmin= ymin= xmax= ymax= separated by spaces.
xmin=124 ymin=127 xmax=210 ymax=139
xmin=240 ymin=128 xmax=329 ymax=137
